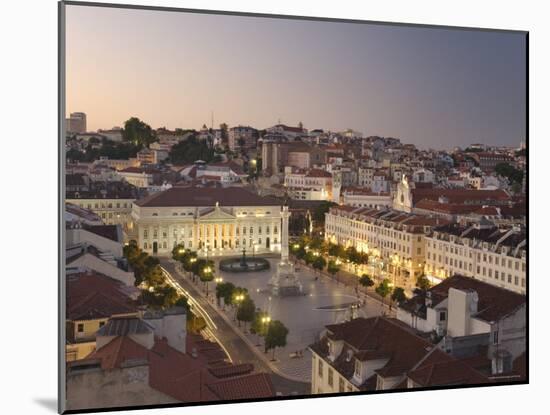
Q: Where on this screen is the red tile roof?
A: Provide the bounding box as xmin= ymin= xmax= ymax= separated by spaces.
xmin=87 ymin=336 xmax=148 ymax=370
xmin=135 ymin=186 xmax=282 ymax=208
xmin=408 ymin=358 xmax=490 ymax=387
xmin=66 ymin=272 xmax=137 ymax=321
xmin=85 ymin=332 xmax=275 ymax=403
xmin=305 ymin=169 xmax=332 ymax=178
xmin=415 ymin=275 xmax=525 ymax=322
xmin=411 ymin=188 xmax=511 ymax=205
xmin=206 ymin=373 xmax=275 ymax=400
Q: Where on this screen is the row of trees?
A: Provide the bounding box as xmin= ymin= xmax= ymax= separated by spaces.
xmin=123 ymin=240 xmax=188 ymax=310
xmin=171 ymin=245 xmax=215 ymax=294
xmin=358 ymin=275 xmax=406 ymax=306
xmin=214 ymin=282 xmax=288 ymax=359
xmin=290 ymin=235 xmax=369 ymax=268
xmin=171 ymin=246 xmax=289 ymax=359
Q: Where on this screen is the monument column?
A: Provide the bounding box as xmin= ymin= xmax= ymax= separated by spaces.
xmin=269 ymin=204 xmax=303 ymax=296
xmin=281 ymin=205 xmax=290 ymax=262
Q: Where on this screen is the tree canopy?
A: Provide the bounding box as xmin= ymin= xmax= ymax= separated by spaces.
xmin=375 ymin=279 xmax=392 ymax=300
xmin=123 ymin=117 xmax=156 ymax=147
xmin=250 ymin=311 xmax=270 ymax=337
xmin=495 ymin=162 xmax=524 ymax=185
xmin=359 ymin=274 xmax=375 ymax=288
xmin=327 ymin=260 xmax=340 ymax=276
xmin=236 ymin=296 xmax=256 ymax=328
xmin=169 ymin=135 xmax=215 ymax=164
xmin=391 ymin=287 xmax=407 ymax=305
xmin=312 ymin=256 xmax=327 ymax=273
xmin=312 ymin=201 xmax=337 ymax=224
xmin=416 ymin=274 xmax=431 ymax=291
xmin=215 ymin=282 xmax=236 ymax=306
xmin=264 ymin=320 xmax=289 ymax=358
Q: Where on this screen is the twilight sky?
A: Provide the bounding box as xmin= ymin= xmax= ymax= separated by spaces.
xmin=66 ymin=5 xmax=526 ymax=149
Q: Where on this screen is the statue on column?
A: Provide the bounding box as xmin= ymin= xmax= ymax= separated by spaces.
xmin=268 ymin=204 xmax=303 ymax=296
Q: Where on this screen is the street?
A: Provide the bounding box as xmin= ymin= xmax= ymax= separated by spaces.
xmin=160 ymin=259 xmax=311 ymax=396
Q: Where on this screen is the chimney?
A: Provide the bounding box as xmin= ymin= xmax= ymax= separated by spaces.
xmin=447 ymin=288 xmax=478 ymax=337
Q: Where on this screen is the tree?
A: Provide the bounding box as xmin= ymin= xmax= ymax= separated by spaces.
xmin=171 ymin=243 xmax=187 ymax=262
xmin=264 ymin=320 xmax=289 ymax=360
xmin=140 ymin=284 xmax=178 ymax=309
xmin=328 ymin=243 xmax=346 ymax=259
xmin=250 ymin=311 xmax=270 ymax=338
xmin=123 ymin=117 xmax=156 ymax=147
xmin=312 ymin=256 xmax=327 ymax=274
xmin=308 ymin=236 xmax=325 ymax=251
xmin=345 ymin=246 xmax=360 ymax=264
xmin=359 ymin=274 xmax=374 ymax=289
xmin=327 ymin=260 xmax=340 ymax=277
xmin=495 ymin=162 xmax=523 ymax=185
xmin=375 ymin=279 xmax=392 ymax=304
xmin=391 ymin=287 xmax=407 ymax=305
xmin=296 ymin=246 xmax=307 ymax=260
xmin=327 ymin=260 xmax=340 ymax=283
xmin=169 ymin=135 xmax=215 ymax=164
xmin=181 ymin=251 xmax=198 ymax=273
xmin=304 ymin=251 xmax=316 ymax=265
xmin=416 ymin=274 xmax=431 ymax=291
xmin=236 ymin=296 xmax=256 ymax=329
xmin=219 ymin=123 xmax=228 ymax=141
xmin=142 ymin=264 xmax=165 ymax=287
xmin=174 ymin=296 xmax=190 ymax=313
xmin=231 ymin=287 xmax=249 ymax=309
xmin=215 ymin=282 xmax=236 ymax=308
xmin=312 ymin=201 xmax=337 ymax=224
xmin=124 ymin=240 xmax=141 ymax=263
xmin=198 ymin=260 xmax=215 ymax=295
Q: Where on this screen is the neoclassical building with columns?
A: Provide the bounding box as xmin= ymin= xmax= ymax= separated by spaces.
xmin=131 ymin=186 xmax=284 ymax=257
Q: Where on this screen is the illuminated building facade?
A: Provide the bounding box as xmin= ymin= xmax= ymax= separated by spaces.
xmin=131 ymin=186 xmax=283 ymax=257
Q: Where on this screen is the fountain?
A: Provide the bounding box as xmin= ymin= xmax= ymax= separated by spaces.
xmin=219 ymin=248 xmax=270 ymax=272
xmin=268 ymin=205 xmax=304 ymax=296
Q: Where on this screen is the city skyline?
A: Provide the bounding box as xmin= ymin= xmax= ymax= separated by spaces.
xmin=66 ymin=5 xmax=526 ymax=150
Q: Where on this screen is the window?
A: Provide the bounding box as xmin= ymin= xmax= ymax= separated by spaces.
xmin=439 ymin=311 xmax=446 ymax=321
xmin=77 ymin=323 xmax=84 ymax=333
xmin=144 ymin=242 xmax=148 ymax=249
xmin=339 ymin=377 xmax=345 ymax=392
xmin=493 ymin=330 xmax=499 ymax=345
xmin=354 ymin=360 xmax=361 ymax=378
xmin=328 ymin=368 xmax=334 ymax=387
xmin=99 ymin=321 xmax=105 ymax=328
xmin=318 ymin=360 xmax=323 ymax=378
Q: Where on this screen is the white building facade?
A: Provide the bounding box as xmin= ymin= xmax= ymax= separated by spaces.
xmin=131 ymin=187 xmax=284 ymax=257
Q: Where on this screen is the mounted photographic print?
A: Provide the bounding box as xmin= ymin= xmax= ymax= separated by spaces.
xmin=59 ymin=1 xmax=528 ymax=413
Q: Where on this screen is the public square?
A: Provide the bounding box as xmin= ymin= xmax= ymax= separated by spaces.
xmin=216 ymin=257 xmax=386 ymax=381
